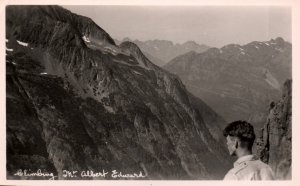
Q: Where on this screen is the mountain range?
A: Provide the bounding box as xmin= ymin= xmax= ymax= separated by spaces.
xmin=115 ymin=38 xmax=210 ymax=66
xmin=164 ymin=38 xmax=292 ymax=129
xmin=6 ymin=5 xmax=231 ymax=180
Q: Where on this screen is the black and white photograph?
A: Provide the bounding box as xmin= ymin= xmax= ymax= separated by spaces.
xmin=2 ymin=0 xmax=299 ymax=184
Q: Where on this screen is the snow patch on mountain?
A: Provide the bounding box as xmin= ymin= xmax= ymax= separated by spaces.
xmin=264 ymin=70 xmax=280 ymax=90
xmin=103 ymin=105 xmax=115 ymax=113
xmin=17 ymin=40 xmax=28 ymax=46
xmin=82 ymin=35 xmax=90 ymax=43
xmin=6 ymin=48 xmax=13 ymax=52
xmin=7 ymin=60 xmax=17 ymax=65
xmin=133 ymin=71 xmax=143 ymax=75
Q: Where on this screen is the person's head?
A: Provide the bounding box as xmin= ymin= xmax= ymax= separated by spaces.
xmin=223 ymin=120 xmax=256 ymax=157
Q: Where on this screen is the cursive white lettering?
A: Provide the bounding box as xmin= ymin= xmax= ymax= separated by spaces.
xmin=81 ymin=170 xmax=109 ymax=178
xmin=111 ymin=170 xmax=146 ymax=178
xmin=13 ymin=169 xmax=57 ymax=180
xmin=13 ymin=169 xmax=146 ymax=179
xmin=62 ymin=170 xmax=78 ymax=178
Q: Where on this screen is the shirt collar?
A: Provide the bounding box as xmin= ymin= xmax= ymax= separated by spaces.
xmin=234 ymin=154 xmax=257 ymax=167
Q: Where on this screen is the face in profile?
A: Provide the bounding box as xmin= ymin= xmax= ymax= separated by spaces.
xmin=226 ymin=136 xmax=237 ymax=156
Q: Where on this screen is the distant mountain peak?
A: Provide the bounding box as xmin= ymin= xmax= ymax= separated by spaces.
xmin=182 ymin=40 xmax=200 ymax=46
xmin=122 ymin=37 xmax=132 ymax=42
xmin=120 ymin=41 xmax=141 ymax=52
xmin=275 ymin=37 xmax=285 ymax=42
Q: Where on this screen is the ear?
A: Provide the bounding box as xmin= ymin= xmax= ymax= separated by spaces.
xmin=234 ymin=138 xmax=239 ymax=149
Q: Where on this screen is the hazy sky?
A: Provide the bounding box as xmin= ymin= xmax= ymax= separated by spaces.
xmin=63 ymin=6 xmax=291 ymax=47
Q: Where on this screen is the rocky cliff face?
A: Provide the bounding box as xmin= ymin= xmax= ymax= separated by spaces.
xmin=6 ymin=5 xmax=231 ymax=180
xmin=164 ymin=39 xmax=292 ymax=129
xmin=256 ymin=80 xmax=292 ymax=179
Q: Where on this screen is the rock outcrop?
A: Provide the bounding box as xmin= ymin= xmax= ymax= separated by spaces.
xmin=6 ymin=5 xmax=232 ymax=180
xmin=256 ymin=80 xmax=292 ymax=179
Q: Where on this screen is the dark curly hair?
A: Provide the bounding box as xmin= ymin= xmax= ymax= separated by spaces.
xmin=223 ymin=120 xmax=256 ymax=150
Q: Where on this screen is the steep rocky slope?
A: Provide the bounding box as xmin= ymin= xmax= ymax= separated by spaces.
xmin=164 ymin=39 xmax=291 ymax=129
xmin=6 ymin=5 xmax=231 ymax=180
xmin=256 ymin=80 xmax=292 ymax=179
xmin=116 ymin=38 xmax=210 ymax=66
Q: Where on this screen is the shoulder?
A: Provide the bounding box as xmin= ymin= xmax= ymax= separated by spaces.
xmin=256 ymin=161 xmax=275 ymax=180
xmin=247 ymin=160 xmax=275 ymax=180
xmin=224 ymin=163 xmax=250 ymax=180
xmin=224 ymin=168 xmax=238 ymax=180
xmin=250 ymin=159 xmax=273 ymax=171
xmin=227 ymin=159 xmax=274 ymax=180
xmin=231 ymin=162 xmax=250 ymax=179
